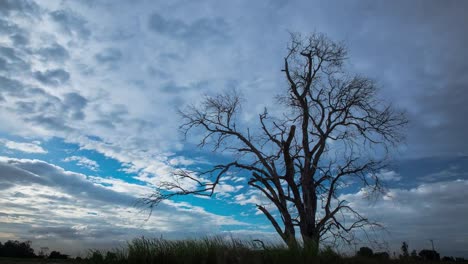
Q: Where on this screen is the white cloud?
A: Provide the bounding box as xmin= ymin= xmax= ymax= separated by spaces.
xmin=63 ymin=155 xmax=99 ymax=171
xmin=0 ymin=156 xmax=252 ymax=255
xmin=340 ymin=179 xmax=468 ymax=257
xmin=1 ymin=139 xmax=47 ymax=154
xmin=375 ymin=169 xmax=402 ymax=181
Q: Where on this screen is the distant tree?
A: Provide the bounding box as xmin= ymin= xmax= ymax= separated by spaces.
xmin=105 ymin=251 xmax=118 ymax=262
xmin=374 ymin=252 xmax=390 ymax=259
xmin=0 ymin=240 xmax=35 ymax=258
xmin=410 ymin=249 xmax=418 ymax=259
xmin=357 ymin=247 xmax=374 ymax=258
xmin=38 ymin=247 xmax=49 ymax=258
xmin=49 ymin=251 xmax=68 ymax=259
xmin=419 ymin=249 xmax=440 ymax=261
xmin=144 ymin=32 xmax=407 ymax=250
xmin=89 ymin=251 xmax=104 ymax=262
xmin=442 ymin=256 xmax=455 ymax=262
xmin=401 ymin=241 xmax=409 ymax=258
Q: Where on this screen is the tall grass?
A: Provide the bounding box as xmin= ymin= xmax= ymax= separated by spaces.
xmin=86 ymin=237 xmax=460 ymax=264
xmin=86 ymin=236 xmax=321 ymax=264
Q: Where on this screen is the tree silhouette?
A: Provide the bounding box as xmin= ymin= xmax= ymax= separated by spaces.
xmin=357 ymin=247 xmax=373 ymax=257
xmin=144 ymin=33 xmax=407 ymax=250
xmin=401 ymin=241 xmax=409 ymax=258
xmin=0 ymin=240 xmax=35 ymax=258
xmin=49 ymin=251 xmax=68 ymax=259
xmin=419 ymin=249 xmax=440 ymax=261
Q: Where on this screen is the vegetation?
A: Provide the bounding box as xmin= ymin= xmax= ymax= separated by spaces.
xmin=0 ymin=240 xmax=35 ymax=258
xmin=2 ymin=238 xmax=467 ymax=264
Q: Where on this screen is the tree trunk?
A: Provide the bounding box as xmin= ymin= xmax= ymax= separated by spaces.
xmin=284 ymin=231 xmax=299 ymax=249
xmin=302 ymin=231 xmax=319 ymax=253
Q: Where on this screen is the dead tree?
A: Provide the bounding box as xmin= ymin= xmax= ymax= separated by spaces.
xmin=143 ymin=33 xmax=407 ymax=250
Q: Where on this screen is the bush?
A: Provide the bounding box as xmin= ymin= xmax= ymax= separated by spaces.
xmin=49 ymin=250 xmax=69 ymax=259
xmin=374 ymin=251 xmax=390 ymax=260
xmin=357 ymin=246 xmax=374 ymax=258
xmin=419 ymin=249 xmax=440 ymax=261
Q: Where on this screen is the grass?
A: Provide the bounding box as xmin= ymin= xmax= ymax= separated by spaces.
xmin=83 ymin=237 xmax=460 ymax=264
xmin=2 ymin=237 xmax=465 ymax=264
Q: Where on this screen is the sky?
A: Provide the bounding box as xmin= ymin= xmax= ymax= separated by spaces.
xmin=1 ymin=0 xmax=468 ymax=258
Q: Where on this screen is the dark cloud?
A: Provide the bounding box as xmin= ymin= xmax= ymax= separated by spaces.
xmin=0 ymin=19 xmax=29 ymax=46
xmin=37 ymin=43 xmax=69 ymax=62
xmin=0 ymin=158 xmax=135 ymax=206
xmin=309 ymin=0 xmax=468 ymax=157
xmin=63 ymin=92 xmax=88 ymax=120
xmin=94 ymin=48 xmax=122 ymax=63
xmin=29 ymin=226 xmax=84 ymax=240
xmin=34 ymin=69 xmax=70 ymax=86
xmin=50 ymin=9 xmax=91 ymax=39
xmin=0 ymin=46 xmax=30 ymax=72
xmin=0 ymin=76 xmax=25 ymax=95
xmin=0 ymin=0 xmax=40 ymax=17
xmin=0 ymin=18 xmax=20 ymax=34
xmin=148 ymin=13 xmax=229 ymax=44
xmin=0 ymin=74 xmax=89 ymax=132
xmin=392 ymin=156 xmax=468 ymax=184
xmin=0 ymin=161 xmax=46 ymax=188
xmin=92 ymin=103 xmax=129 ymax=129
xmin=10 ymin=33 xmax=29 ymax=46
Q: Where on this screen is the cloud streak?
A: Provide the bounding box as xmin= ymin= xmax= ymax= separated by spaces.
xmin=1 ymin=140 xmax=47 ymax=154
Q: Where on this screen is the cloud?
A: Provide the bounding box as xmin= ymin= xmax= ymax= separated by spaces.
xmin=148 ymin=13 xmax=229 ymax=44
xmin=0 ymin=76 xmax=26 ymax=96
xmin=0 ymin=156 xmax=251 ymax=255
xmin=36 ymin=43 xmax=70 ymax=62
xmin=0 ymin=46 xmax=30 ymax=73
xmin=0 ymin=19 xmax=29 ymax=46
xmin=375 ymin=170 xmax=401 ymax=182
xmin=63 ymin=156 xmax=99 ymax=171
xmin=1 ymin=139 xmax=47 ymax=154
xmin=34 ymin=69 xmax=70 ymax=86
xmin=94 ymin=48 xmax=122 ymax=63
xmin=49 ymin=9 xmax=91 ymax=39
xmin=0 ymin=0 xmax=40 ymax=17
xmin=0 ymin=156 xmax=134 ymax=206
xmin=63 ymin=92 xmax=88 ymax=120
xmin=0 ymin=161 xmax=46 ymax=189
xmin=341 ymin=179 xmax=468 ymax=257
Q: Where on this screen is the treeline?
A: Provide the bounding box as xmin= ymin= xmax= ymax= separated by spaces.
xmin=357 ymin=241 xmax=467 ymax=262
xmin=0 ymin=240 xmax=68 ymax=259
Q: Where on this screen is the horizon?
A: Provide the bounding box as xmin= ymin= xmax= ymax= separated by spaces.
xmin=1 ymin=0 xmax=467 ymax=258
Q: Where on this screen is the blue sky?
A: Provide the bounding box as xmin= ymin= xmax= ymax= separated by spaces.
xmin=1 ymin=0 xmax=468 ymax=258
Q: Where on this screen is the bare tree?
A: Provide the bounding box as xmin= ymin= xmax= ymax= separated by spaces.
xmin=143 ymin=33 xmax=407 ymax=250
